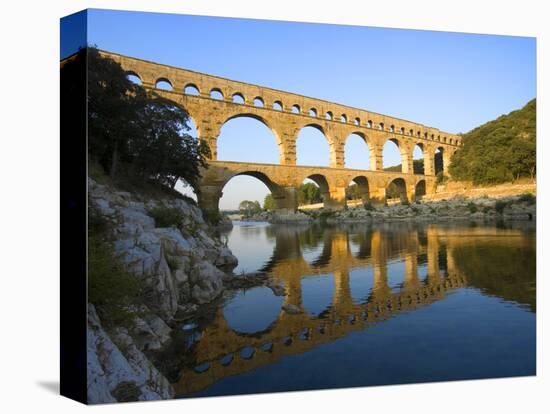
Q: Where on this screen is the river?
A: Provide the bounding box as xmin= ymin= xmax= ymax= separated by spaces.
xmin=172 ymin=220 xmax=536 ymax=397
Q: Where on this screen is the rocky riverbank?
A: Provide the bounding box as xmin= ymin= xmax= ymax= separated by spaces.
xmin=238 ymin=193 xmax=536 ymax=224
xmin=87 ymin=178 xmax=240 ymax=403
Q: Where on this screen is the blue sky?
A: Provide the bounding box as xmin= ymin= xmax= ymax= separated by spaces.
xmin=62 ymin=9 xmax=536 ymax=210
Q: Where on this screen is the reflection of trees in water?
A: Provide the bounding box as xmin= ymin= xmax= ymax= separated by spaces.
xmin=452 ymin=242 xmax=536 ymax=312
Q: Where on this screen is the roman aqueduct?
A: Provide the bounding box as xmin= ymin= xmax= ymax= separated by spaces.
xmin=101 ymin=51 xmax=462 ymax=216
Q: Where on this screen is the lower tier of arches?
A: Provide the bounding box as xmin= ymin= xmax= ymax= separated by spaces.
xmin=197 ymin=160 xmax=436 ymax=220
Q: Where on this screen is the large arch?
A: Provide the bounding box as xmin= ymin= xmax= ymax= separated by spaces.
xmin=415 ymin=180 xmax=426 ymax=201
xmin=382 ymin=138 xmax=403 ymax=172
xmin=346 ymin=176 xmax=370 ymax=206
xmin=386 ymin=177 xmax=408 ymax=204
xmin=295 ymin=125 xmax=331 ymax=167
xmin=413 ymin=143 xmax=425 ymax=175
xmin=298 ymin=174 xmax=331 ymax=209
xmin=219 ymin=171 xmax=280 ymax=213
xmin=344 ymin=133 xmax=371 ymax=170
xmin=217 ymin=114 xmax=281 ymax=164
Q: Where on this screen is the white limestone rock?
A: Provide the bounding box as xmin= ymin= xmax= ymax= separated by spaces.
xmin=87 ymin=305 xmax=173 ymax=404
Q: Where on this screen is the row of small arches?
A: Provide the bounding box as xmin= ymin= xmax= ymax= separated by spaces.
xmin=126 ymin=72 xmax=459 ymax=146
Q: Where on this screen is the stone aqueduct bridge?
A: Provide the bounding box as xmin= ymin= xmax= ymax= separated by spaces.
xmin=102 ymin=51 xmax=462 ymax=214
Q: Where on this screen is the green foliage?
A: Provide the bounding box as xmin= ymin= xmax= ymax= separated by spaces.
xmin=346 ymin=183 xmax=362 ymax=200
xmin=239 ymin=200 xmax=262 ymax=216
xmin=467 ymin=202 xmax=478 ymax=214
xmin=435 ymin=171 xmax=447 ymax=185
xmin=449 ymin=99 xmax=536 ymax=184
xmin=299 ymin=183 xmax=322 ymax=205
xmin=384 ymin=159 xmax=425 ymax=174
xmin=147 ymin=205 xmax=183 ymax=228
xmin=495 ymin=200 xmax=509 ymax=214
xmin=88 ymin=234 xmax=143 ymax=327
xmin=263 ymin=194 xmax=275 ymax=211
xmin=64 ymin=47 xmax=209 ymax=187
xmin=518 ymin=193 xmax=536 ymax=205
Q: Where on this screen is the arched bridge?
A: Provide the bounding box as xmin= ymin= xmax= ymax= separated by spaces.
xmin=101 ymin=51 xmax=462 ymax=215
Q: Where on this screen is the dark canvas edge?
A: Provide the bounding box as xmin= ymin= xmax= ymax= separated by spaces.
xmin=60 ymin=9 xmax=88 ymax=405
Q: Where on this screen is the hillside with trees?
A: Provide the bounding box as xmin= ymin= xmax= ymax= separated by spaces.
xmin=449 ymin=99 xmax=536 ymax=184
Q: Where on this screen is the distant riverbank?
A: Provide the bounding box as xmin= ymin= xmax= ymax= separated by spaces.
xmin=237 ymin=192 xmax=536 ymax=224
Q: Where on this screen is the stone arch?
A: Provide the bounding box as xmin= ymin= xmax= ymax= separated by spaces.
xmin=184 ymin=83 xmax=200 ymax=95
xmin=125 ymin=71 xmax=142 ymax=85
xmin=295 ymin=124 xmax=332 ymax=167
xmin=386 ymin=177 xmax=408 ymax=204
xmin=216 ymin=171 xmax=286 ymax=214
xmin=253 ymin=96 xmax=264 ymax=107
xmin=291 ymin=104 xmax=301 ymax=114
xmin=155 ymin=77 xmax=173 ymax=90
xmin=347 ymin=176 xmax=370 ymax=205
xmin=412 ymin=143 xmax=425 ymax=175
xmin=304 ymin=174 xmax=331 ymax=206
xmin=232 ymin=92 xmax=245 ymax=104
xmin=325 ymin=111 xmax=333 ymax=120
xmin=272 ymin=100 xmax=283 ymax=111
xmin=210 ymin=88 xmax=224 ymax=100
xmin=382 ymin=137 xmax=404 ymax=172
xmin=354 ymin=117 xmax=361 ymax=126
xmin=344 ymin=132 xmax=371 ymax=170
xmin=415 ymin=179 xmax=426 ymax=201
xmin=340 ymin=114 xmax=347 ymax=123
xmin=217 ymin=113 xmax=282 ymax=163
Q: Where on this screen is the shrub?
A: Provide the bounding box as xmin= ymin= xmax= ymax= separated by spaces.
xmin=518 ymin=193 xmax=535 ymax=205
xmin=467 ymin=202 xmax=478 ymax=214
xmin=495 ymin=200 xmax=508 ymax=214
xmin=483 ymin=206 xmax=492 ymax=214
xmin=147 ymin=205 xmax=184 ymax=228
xmin=88 ymin=235 xmax=143 ymax=327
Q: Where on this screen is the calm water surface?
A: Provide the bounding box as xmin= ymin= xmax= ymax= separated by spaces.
xmin=171 ymin=221 xmax=536 ymax=397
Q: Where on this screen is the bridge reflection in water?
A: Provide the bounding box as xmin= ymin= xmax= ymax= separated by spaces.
xmin=174 ymin=223 xmax=535 ymax=396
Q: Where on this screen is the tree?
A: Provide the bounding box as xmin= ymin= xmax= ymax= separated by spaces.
xmin=87 ymin=47 xmax=146 ymax=177
xmin=73 ymin=46 xmax=210 ymax=185
xmin=298 ymin=183 xmax=322 ymax=205
xmin=239 ymin=200 xmax=262 ymax=216
xmin=263 ymin=194 xmax=275 ymax=211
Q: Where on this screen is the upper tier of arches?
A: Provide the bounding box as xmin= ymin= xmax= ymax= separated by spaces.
xmin=110 ymin=50 xmax=462 ymax=148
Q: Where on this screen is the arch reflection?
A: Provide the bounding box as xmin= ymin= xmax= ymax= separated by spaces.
xmin=174 ymin=222 xmax=535 ymax=396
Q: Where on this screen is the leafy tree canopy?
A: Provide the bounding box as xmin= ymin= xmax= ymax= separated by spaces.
xmin=62 ymin=46 xmax=210 ymax=189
